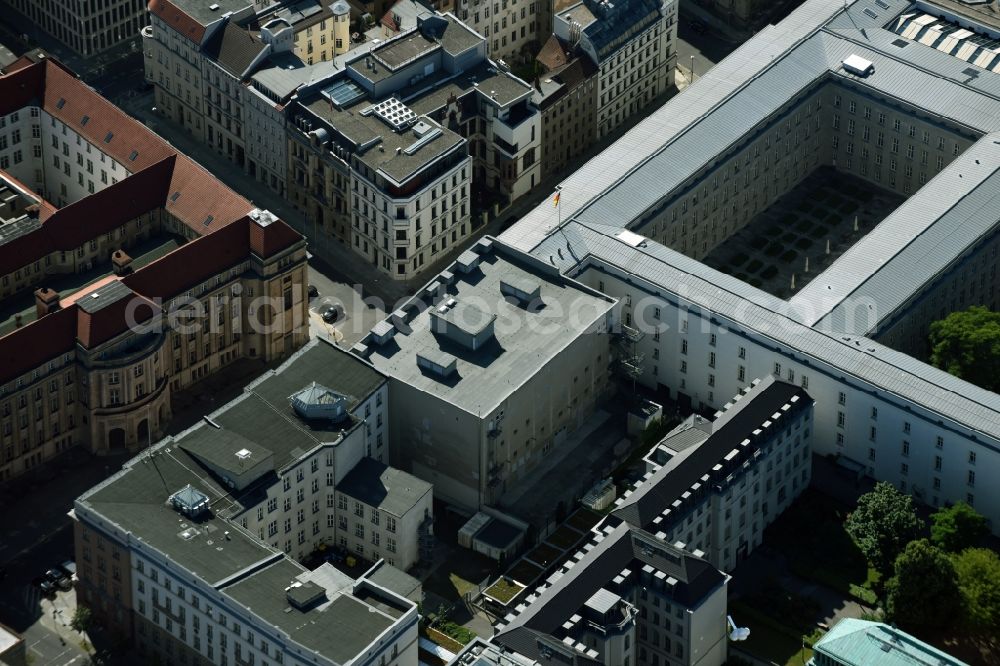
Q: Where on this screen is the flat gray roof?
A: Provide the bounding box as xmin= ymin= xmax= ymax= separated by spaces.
xmin=500 ymin=0 xmax=1000 ymax=444
xmin=224 ymin=559 xmax=399 ymax=663
xmin=336 ymin=457 xmax=432 ymax=516
xmin=78 ymin=445 xmax=278 ymax=586
xmin=358 ymin=239 xmax=614 ymax=415
xmin=301 ymin=92 xmax=465 ymax=185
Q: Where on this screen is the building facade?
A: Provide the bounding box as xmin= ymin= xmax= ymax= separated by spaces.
xmin=73 ymin=336 xmax=435 ymax=662
xmin=615 ymin=377 xmax=814 ymax=573
xmin=353 ymin=237 xmax=616 ymax=511
xmin=554 ymin=0 xmax=677 ymax=139
xmin=286 ymin=13 xmax=538 ymax=280
xmin=500 ymin=0 xmax=1000 ymax=530
xmin=434 ymin=0 xmax=552 ymax=65
xmin=0 ymin=56 xmax=309 ymax=485
xmin=1 ymin=0 xmax=145 ymax=57
xmin=534 ymin=36 xmax=599 ymax=180
xmin=458 ymin=517 xmax=730 ymax=666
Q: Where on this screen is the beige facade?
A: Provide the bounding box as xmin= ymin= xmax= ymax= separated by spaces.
xmin=449 ymin=0 xmax=553 ymax=65
xmin=355 ymin=237 xmax=616 ymax=510
xmin=1 ymin=0 xmax=145 ymax=57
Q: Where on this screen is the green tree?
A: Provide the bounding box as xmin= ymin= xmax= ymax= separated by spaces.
xmin=845 ymin=481 xmax=924 ymax=577
xmin=953 ymin=548 xmax=1000 ymax=631
xmin=929 ymin=305 xmax=1000 ymax=391
xmin=70 ymin=605 xmax=92 ymax=633
xmin=930 ymin=502 xmax=988 ymax=552
xmin=885 ymin=539 xmax=961 ymax=628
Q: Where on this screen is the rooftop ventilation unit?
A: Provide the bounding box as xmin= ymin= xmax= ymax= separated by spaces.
xmin=169 ymin=484 xmax=211 ymax=518
xmin=500 ymin=276 xmax=542 ymax=305
xmin=417 ymin=349 xmax=458 ymax=379
xmin=430 ymin=300 xmax=496 ymax=351
xmin=285 ymin=580 xmax=326 ymax=610
xmin=842 ymin=54 xmax=875 ymax=77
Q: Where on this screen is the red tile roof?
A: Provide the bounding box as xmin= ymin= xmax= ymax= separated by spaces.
xmin=148 ymin=0 xmax=208 ymax=44
xmin=0 ymin=59 xmax=255 ymax=271
xmin=0 ymin=57 xmax=303 ymax=382
xmin=164 ymin=156 xmax=253 ymax=234
xmin=0 ymin=305 xmax=77 ymax=380
xmin=76 ymin=292 xmax=159 ymax=349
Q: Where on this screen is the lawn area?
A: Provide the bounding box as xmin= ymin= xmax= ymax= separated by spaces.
xmin=545 ymin=524 xmax=585 ymax=550
xmin=565 ymin=508 xmax=601 ymax=533
xmin=507 ymin=559 xmax=545 ymax=587
xmin=763 ymin=489 xmax=878 ymax=604
xmin=729 ymin=601 xmax=814 ymax=666
xmin=525 ymin=542 xmax=562 ymax=568
xmin=484 ymin=577 xmax=525 ymax=604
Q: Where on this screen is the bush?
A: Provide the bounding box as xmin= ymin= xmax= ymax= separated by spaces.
xmin=71 ymin=606 xmax=92 ymax=633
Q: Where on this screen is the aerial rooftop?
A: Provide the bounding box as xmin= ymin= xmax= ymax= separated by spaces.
xmin=355 ymin=237 xmax=614 ymax=415
xmin=502 ymin=0 xmax=1000 ymax=441
xmin=336 ymin=457 xmax=432 ymax=517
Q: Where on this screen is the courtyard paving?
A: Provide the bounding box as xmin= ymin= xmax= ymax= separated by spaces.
xmin=704 ymin=167 xmax=905 ymax=298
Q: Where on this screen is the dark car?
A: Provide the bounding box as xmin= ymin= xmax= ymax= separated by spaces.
xmin=46 ymin=568 xmax=70 ymax=590
xmin=308 ymin=284 xmax=319 ymax=298
xmin=321 ymin=305 xmax=342 ymax=323
xmin=34 ymin=577 xmax=56 ymax=596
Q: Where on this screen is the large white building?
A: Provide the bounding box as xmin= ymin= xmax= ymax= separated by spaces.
xmin=501 ymin=0 xmax=1000 ymax=530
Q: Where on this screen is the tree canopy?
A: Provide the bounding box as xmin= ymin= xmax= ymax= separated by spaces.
xmin=930 ymin=502 xmax=988 ymax=552
xmin=886 ymin=539 xmax=961 ymax=628
xmin=952 ymin=548 xmax=1000 ymax=631
xmin=845 ymin=482 xmax=924 ymax=577
xmin=929 ymin=305 xmax=1000 ymax=392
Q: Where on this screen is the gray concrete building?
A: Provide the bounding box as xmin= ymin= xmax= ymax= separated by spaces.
xmin=352 ymin=236 xmax=615 ymax=510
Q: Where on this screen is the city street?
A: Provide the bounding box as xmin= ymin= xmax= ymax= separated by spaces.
xmin=0 ymin=524 xmax=93 ymax=666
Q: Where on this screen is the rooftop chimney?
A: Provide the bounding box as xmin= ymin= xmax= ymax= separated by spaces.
xmin=35 ymin=287 xmax=60 ymax=318
xmin=112 ymin=249 xmax=134 ymax=276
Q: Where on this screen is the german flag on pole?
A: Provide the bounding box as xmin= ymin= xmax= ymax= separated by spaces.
xmin=553 ymin=191 xmax=561 ymax=207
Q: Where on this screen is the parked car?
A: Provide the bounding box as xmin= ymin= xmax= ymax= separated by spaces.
xmin=46 ymin=568 xmax=70 ymax=590
xmin=59 ymin=560 xmax=76 ymax=577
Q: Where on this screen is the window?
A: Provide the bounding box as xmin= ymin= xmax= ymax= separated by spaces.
xmin=969 ymin=451 xmax=976 ymax=465
xmin=838 ymin=391 xmax=846 ymax=405
xmin=968 ymin=470 xmax=975 ymax=487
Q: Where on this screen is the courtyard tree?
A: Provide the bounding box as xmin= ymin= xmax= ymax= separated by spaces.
xmin=844 ymin=481 xmax=924 ymax=578
xmin=70 ymin=605 xmax=92 ymax=633
xmin=952 ymin=548 xmax=1000 ymax=631
xmin=930 ymin=502 xmax=988 ymax=552
xmin=885 ymin=539 xmax=961 ymax=628
xmin=929 ymin=305 xmax=1000 ymax=392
